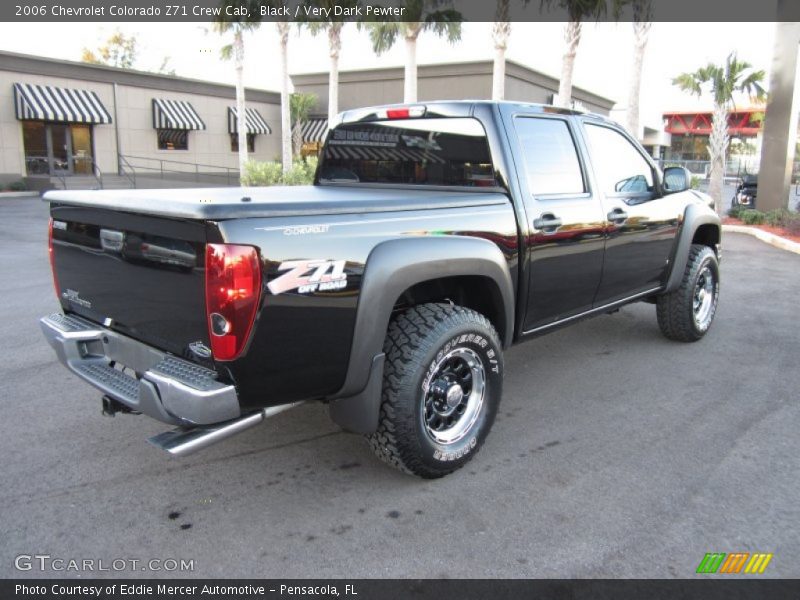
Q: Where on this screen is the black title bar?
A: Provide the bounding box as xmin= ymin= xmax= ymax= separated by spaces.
xmin=2 ymin=0 xmax=800 ymax=23
xmin=4 ymin=579 xmax=800 ymax=600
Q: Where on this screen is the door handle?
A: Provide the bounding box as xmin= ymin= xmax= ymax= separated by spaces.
xmin=607 ymin=208 xmax=628 ymax=223
xmin=533 ymin=213 xmax=562 ymax=232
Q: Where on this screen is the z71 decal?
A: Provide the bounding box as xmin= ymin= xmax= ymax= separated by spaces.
xmin=267 ymin=259 xmax=348 ymax=295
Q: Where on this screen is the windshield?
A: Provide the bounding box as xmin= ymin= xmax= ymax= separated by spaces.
xmin=318 ymin=118 xmax=497 ymax=187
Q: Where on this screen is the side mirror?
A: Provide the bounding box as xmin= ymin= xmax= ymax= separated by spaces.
xmin=663 ymin=166 xmax=692 ymax=193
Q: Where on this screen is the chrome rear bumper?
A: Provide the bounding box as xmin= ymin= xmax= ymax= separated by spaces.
xmin=40 ymin=313 xmax=240 ymax=426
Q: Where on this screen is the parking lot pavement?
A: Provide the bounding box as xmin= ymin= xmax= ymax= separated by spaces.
xmin=1 ymin=196 xmax=798 ymax=579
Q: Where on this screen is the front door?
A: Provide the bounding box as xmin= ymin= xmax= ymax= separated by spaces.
xmin=580 ymin=121 xmax=679 ymax=304
xmin=22 ymin=122 xmax=94 ymax=176
xmin=48 ymin=123 xmax=72 ymax=175
xmin=508 ymin=113 xmax=607 ymax=333
xmin=70 ymin=124 xmax=93 ymax=175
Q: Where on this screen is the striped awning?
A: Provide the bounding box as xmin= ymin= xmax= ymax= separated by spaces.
xmin=302 ymin=118 xmax=328 ymax=143
xmin=13 ymin=83 xmax=112 ymax=124
xmin=228 ymin=107 xmax=271 ymax=135
xmin=152 ymin=98 xmax=205 ymax=130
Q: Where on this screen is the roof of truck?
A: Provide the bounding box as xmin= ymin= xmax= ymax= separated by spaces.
xmin=337 ymin=99 xmax=617 ymax=126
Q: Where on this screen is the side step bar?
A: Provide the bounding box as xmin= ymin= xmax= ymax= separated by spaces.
xmin=148 ymin=402 xmax=303 ymax=457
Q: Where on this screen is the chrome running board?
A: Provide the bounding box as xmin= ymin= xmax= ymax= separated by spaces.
xmin=148 ymin=402 xmax=303 ymax=457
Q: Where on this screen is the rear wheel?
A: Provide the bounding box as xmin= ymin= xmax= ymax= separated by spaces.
xmin=657 ymin=244 xmax=719 ymax=342
xmin=367 ymin=303 xmax=503 ymax=478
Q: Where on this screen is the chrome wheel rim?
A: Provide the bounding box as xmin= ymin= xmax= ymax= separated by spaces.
xmin=693 ymin=265 xmax=717 ymax=330
xmin=421 ymin=347 xmax=486 ymax=445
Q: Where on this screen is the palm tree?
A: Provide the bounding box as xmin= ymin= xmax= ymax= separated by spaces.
xmin=492 ymin=0 xmax=530 ymax=100
xmin=277 ymin=21 xmax=292 ymax=173
xmin=625 ymin=0 xmax=651 ymax=138
xmin=673 ymin=53 xmax=766 ymax=213
xmin=541 ymin=0 xmax=622 ymax=108
xmin=214 ymin=1 xmax=263 ymax=182
xmin=290 ymin=92 xmax=318 ymax=157
xmin=364 ymin=1 xmax=462 ymax=103
xmin=301 ymin=1 xmax=360 ymax=125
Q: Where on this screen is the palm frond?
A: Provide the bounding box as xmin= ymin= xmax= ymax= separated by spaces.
xmin=423 ymin=9 xmax=463 ymax=43
xmin=672 ymin=72 xmax=702 ymax=97
xmin=366 ymin=21 xmax=400 ymax=54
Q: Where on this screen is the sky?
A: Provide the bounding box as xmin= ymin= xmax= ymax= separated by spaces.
xmin=0 ymin=21 xmax=778 ymax=128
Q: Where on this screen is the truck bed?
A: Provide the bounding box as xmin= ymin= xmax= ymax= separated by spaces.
xmin=44 ymin=185 xmax=509 ymax=220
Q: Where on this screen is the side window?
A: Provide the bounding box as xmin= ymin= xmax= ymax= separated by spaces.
xmin=514 ymin=117 xmax=585 ymax=195
xmin=584 ymin=124 xmax=654 ymax=195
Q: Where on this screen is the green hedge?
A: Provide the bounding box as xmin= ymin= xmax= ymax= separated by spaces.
xmin=241 ymin=157 xmax=318 ymax=186
xmin=740 ymin=209 xmax=765 ymax=225
xmin=731 ymin=207 xmax=800 ymax=235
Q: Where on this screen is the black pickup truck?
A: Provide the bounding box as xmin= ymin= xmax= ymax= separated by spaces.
xmin=41 ymin=101 xmax=721 ymax=478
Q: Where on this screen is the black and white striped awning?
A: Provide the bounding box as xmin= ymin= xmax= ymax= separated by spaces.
xmin=152 ymin=98 xmax=205 ymax=130
xmin=325 ymin=143 xmax=446 ymax=164
xmin=302 ymin=118 xmax=328 ymax=143
xmin=13 ymin=83 xmax=112 ymax=124
xmin=228 ymin=107 xmax=271 ymax=135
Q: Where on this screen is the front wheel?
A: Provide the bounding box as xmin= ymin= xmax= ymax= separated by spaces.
xmin=367 ymin=303 xmax=503 ymax=478
xmin=656 ymin=244 xmax=720 ymax=342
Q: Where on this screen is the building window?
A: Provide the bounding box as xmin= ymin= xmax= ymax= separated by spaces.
xmin=231 ymin=134 xmax=255 ymax=153
xmin=22 ymin=121 xmax=48 ymax=175
xmin=157 ymin=129 xmax=189 ymax=150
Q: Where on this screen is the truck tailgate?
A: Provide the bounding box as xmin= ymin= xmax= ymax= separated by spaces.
xmin=50 ymin=204 xmax=210 ymax=359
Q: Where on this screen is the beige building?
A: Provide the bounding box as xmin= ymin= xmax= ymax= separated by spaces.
xmin=0 ymin=51 xmax=281 ymax=187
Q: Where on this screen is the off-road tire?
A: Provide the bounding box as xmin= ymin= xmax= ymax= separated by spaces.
xmin=367 ymin=303 xmax=503 ymax=478
xmin=657 ymin=244 xmax=719 ymax=342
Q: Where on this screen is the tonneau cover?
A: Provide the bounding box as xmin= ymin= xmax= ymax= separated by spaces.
xmin=43 ymin=185 xmax=509 ymax=220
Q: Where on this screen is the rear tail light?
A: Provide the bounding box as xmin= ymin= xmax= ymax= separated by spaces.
xmin=380 ymin=105 xmax=426 ymax=119
xmin=48 ymin=218 xmax=61 ymax=298
xmin=205 ymin=244 xmax=262 ymax=361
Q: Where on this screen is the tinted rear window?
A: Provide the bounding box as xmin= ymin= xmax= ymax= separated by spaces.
xmin=319 ymin=118 xmax=497 ymax=187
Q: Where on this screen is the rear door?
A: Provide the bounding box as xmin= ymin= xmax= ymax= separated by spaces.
xmin=579 ymin=121 xmax=679 ymax=304
xmin=508 ymin=113 xmax=607 ymax=332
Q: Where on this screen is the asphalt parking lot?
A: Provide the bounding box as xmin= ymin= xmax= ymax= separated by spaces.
xmin=1 ymin=195 xmax=798 ymax=579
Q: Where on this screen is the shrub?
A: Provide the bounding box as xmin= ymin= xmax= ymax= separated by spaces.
xmin=783 ymin=217 xmax=800 ymax=237
xmin=740 ymin=209 xmax=766 ymax=225
xmin=241 ymin=160 xmax=283 ymax=186
xmin=690 ymin=175 xmax=701 ymax=190
xmin=281 ymin=156 xmax=317 ymax=186
xmin=764 ymin=209 xmax=790 ymax=227
xmin=8 ymin=180 xmax=27 ymax=192
xmin=240 ymin=156 xmax=317 ymax=187
xmin=728 ymin=205 xmax=744 ymax=219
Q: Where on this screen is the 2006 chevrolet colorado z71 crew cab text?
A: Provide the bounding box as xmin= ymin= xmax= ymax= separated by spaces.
xmin=40 ymin=101 xmax=721 ymax=478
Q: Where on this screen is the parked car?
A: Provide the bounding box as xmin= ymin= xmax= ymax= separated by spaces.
xmin=731 ymin=174 xmax=758 ymax=209
xmin=40 ymin=101 xmax=721 ymax=478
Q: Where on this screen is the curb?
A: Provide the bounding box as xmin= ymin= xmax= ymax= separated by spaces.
xmin=723 ymin=224 xmax=800 ymax=255
xmin=0 ymin=191 xmax=40 ymax=199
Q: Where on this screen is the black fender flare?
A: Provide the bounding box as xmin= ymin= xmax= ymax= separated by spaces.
xmin=329 ymin=235 xmax=515 ymax=434
xmin=664 ymin=202 xmax=721 ymax=293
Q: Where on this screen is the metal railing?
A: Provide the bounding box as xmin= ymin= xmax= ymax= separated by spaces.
xmin=88 ymin=159 xmax=103 ymax=189
xmin=30 ymin=155 xmax=104 ymax=190
xmin=118 ymin=154 xmax=137 ymax=189
xmin=118 ymin=154 xmax=239 ymax=186
xmin=657 ymin=158 xmax=763 ymax=181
